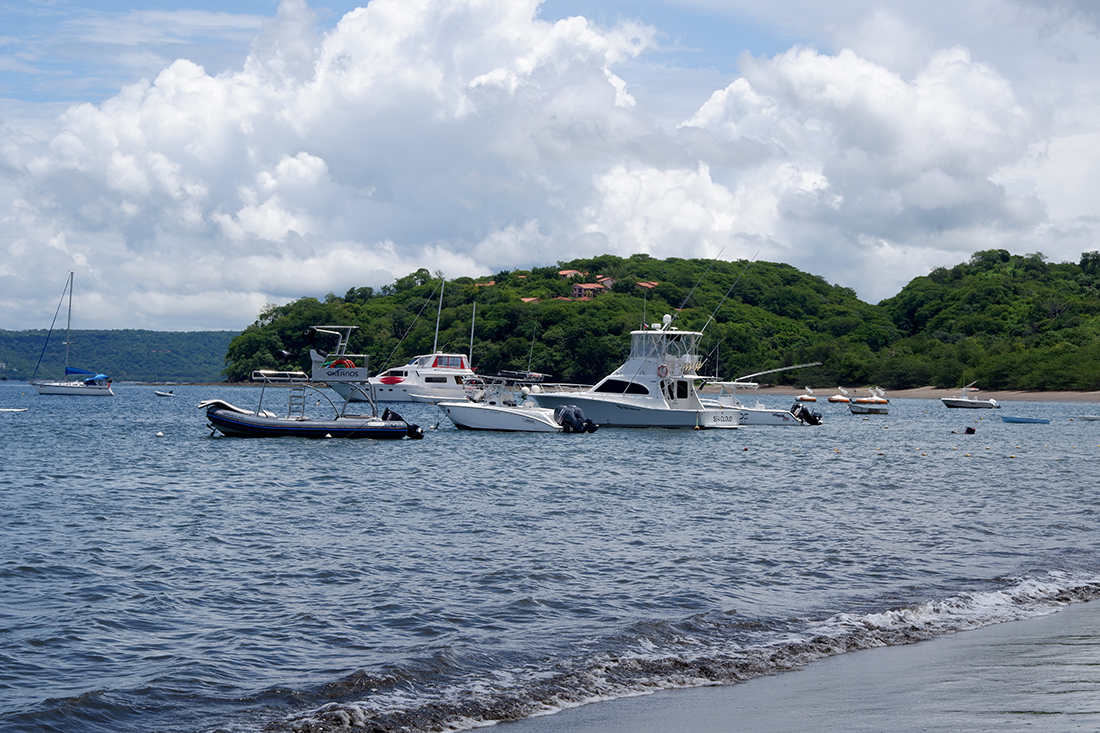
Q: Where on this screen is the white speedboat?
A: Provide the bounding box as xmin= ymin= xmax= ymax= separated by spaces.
xmin=941 ymin=381 xmax=999 ymax=409
xmin=32 ymin=272 xmax=114 ymax=396
xmin=439 ymin=377 xmax=597 ymax=433
xmin=702 ymin=381 xmax=819 ymax=426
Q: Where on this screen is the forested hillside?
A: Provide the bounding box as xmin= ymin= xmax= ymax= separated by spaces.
xmin=876 ymin=250 xmax=1100 ymax=390
xmin=223 ymin=254 xmax=897 ymax=388
xmin=0 ymin=330 xmax=238 ymax=383
xmin=224 ymin=250 xmax=1100 ymax=391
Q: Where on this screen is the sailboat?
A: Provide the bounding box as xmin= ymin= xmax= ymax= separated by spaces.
xmin=32 ymin=272 xmax=114 ymax=396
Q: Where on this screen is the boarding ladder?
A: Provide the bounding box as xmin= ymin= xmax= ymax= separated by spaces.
xmin=288 ymin=386 xmax=307 ymax=417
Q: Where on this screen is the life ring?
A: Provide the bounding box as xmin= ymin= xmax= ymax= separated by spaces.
xmin=656 ymin=364 xmax=669 ymax=378
xmin=328 ymin=358 xmax=355 ymax=368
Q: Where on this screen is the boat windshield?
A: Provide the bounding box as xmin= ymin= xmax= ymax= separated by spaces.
xmin=629 ymin=330 xmax=700 ymax=361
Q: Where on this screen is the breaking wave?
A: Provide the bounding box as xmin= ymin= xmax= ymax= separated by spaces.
xmin=277 ymin=572 xmax=1100 ymax=733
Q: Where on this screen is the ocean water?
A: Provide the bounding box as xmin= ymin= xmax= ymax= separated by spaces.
xmin=1 ymin=381 xmax=1099 ymax=733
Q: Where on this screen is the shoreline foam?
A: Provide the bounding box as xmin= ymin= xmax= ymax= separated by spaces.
xmin=501 ymin=600 xmax=1100 ymax=733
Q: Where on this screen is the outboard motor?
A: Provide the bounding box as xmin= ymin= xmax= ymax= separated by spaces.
xmin=554 ymin=405 xmax=579 ymax=432
xmin=381 ymin=406 xmax=422 ymax=438
xmin=570 ymin=405 xmax=598 ymax=433
xmin=554 ymin=405 xmax=598 ymax=433
xmin=791 ymin=403 xmax=823 ymax=426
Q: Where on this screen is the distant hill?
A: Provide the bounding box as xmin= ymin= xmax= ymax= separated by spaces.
xmin=0 ymin=330 xmax=239 ymax=383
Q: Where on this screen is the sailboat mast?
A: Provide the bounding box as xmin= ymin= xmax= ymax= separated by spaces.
xmin=432 ymin=278 xmax=444 ymax=354
xmin=468 ymin=301 xmax=476 ymax=367
xmin=64 ymin=271 xmax=73 ymax=373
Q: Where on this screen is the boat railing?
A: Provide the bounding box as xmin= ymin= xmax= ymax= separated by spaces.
xmin=703 ymin=380 xmax=763 ymax=409
xmin=250 ymin=368 xmax=372 ymax=418
xmin=522 ymin=381 xmax=593 ymax=395
xmin=252 ymin=370 xmax=309 ymax=382
xmin=664 ymin=355 xmax=703 ymax=376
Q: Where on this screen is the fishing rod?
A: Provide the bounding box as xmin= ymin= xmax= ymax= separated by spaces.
xmin=665 ymin=247 xmax=725 ymax=330
xmin=701 ymin=250 xmax=759 ymax=333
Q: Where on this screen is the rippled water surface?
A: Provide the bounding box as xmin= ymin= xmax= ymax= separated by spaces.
xmin=2 ymin=383 xmax=1099 ymax=732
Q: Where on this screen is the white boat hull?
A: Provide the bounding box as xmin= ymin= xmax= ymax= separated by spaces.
xmin=331 ymin=378 xmax=469 ymax=403
xmin=533 ymin=393 xmax=707 ymax=428
xmin=849 ymin=402 xmax=888 ymax=415
xmin=941 ymin=397 xmax=999 ymax=409
xmin=34 ymin=381 xmax=114 ymax=396
xmin=439 ymin=402 xmax=563 ymax=432
xmin=699 ymin=406 xmax=803 ymax=427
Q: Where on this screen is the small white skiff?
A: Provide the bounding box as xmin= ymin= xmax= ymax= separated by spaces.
xmin=941 ymin=381 xmax=999 ymax=409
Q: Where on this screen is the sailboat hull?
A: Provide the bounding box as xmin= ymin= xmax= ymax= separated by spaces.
xmin=34 ymin=381 xmax=114 ymax=396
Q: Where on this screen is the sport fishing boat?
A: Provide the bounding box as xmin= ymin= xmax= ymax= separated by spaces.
xmin=941 ymin=381 xmax=1000 ymax=409
xmin=32 ymin=272 xmax=114 ymax=396
xmin=200 ymin=326 xmax=423 ymax=439
xmin=531 ymin=315 xmax=744 ymax=429
xmin=438 ymin=375 xmax=597 ymax=433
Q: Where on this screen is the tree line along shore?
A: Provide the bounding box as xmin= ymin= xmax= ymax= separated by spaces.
xmin=3 ymin=249 xmax=1098 ymax=391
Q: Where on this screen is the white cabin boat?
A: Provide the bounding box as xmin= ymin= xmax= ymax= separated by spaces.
xmin=530 ymin=315 xmax=711 ymax=428
xmin=330 ymin=352 xmax=476 ymax=403
xmin=941 ymin=382 xmax=999 ymax=409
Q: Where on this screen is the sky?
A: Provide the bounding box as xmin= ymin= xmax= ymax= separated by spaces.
xmin=1 ymin=0 xmax=1099 ymax=331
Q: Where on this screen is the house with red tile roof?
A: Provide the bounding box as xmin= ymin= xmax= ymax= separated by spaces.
xmin=572 ymin=282 xmax=606 ymax=299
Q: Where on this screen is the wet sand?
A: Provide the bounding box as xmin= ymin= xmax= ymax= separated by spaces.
xmin=502 ymin=601 xmax=1100 ymax=733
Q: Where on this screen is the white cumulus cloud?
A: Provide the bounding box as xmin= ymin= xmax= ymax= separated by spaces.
xmin=0 ymin=0 xmax=1092 ymax=329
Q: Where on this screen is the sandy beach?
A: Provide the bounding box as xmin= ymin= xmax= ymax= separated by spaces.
xmin=502 ymin=601 xmax=1100 ymax=733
